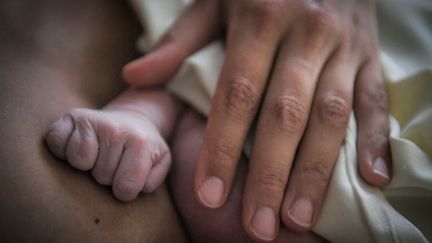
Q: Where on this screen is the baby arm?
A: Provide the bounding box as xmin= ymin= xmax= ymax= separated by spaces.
xmin=45 ymin=88 xmax=183 ymax=201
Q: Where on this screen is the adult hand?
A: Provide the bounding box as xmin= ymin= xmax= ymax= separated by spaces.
xmin=123 ymin=0 xmax=391 ymax=241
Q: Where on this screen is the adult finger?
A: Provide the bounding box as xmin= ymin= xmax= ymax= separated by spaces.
xmin=354 ymin=61 xmax=391 ymax=186
xmin=123 ymin=0 xmax=221 ymax=87
xmin=281 ymin=49 xmax=356 ymax=232
xmin=243 ymin=26 xmax=335 ymax=241
xmin=194 ymin=9 xmax=284 ymax=209
xmin=170 ymin=110 xmax=328 ymax=243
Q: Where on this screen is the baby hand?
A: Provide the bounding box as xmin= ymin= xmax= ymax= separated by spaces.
xmin=45 ymin=108 xmax=171 ymax=201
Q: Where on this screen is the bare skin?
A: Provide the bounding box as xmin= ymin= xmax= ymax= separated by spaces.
xmin=45 ymin=88 xmax=328 ymax=242
xmin=0 ymin=1 xmax=326 ymax=242
xmin=0 ymin=0 xmax=388 ymax=242
xmin=46 ymin=89 xmax=184 ymax=202
xmin=123 ymin=0 xmax=392 ymax=241
xmin=170 ymin=110 xmax=328 ymax=243
xmin=0 ymin=1 xmax=186 ymax=242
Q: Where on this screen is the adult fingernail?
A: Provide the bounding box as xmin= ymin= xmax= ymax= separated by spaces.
xmin=287 ymin=198 xmax=313 ymax=228
xmin=373 ymin=157 xmax=389 ymax=179
xmin=197 ymin=176 xmax=224 ymax=208
xmin=250 ymin=207 xmax=276 ymax=241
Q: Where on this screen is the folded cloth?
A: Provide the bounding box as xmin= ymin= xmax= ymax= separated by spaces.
xmin=128 ymin=0 xmax=432 ymax=242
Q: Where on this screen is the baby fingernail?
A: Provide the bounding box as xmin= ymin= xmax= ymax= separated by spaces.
xmin=287 ymin=198 xmax=313 ymax=228
xmin=251 ymin=207 xmax=276 ymax=241
xmin=197 ymin=176 xmax=224 ymax=208
xmin=373 ymin=157 xmax=389 ymax=179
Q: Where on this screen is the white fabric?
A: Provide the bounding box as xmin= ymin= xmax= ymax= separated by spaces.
xmin=128 ymin=0 xmax=432 ymax=242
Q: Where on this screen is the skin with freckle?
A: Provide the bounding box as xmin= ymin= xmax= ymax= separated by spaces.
xmin=0 ymin=1 xmax=324 ymax=242
xmin=0 ymin=1 xmax=186 ymax=242
xmin=124 ymin=0 xmax=391 ymax=240
xmin=1 ymin=0 xmax=391 ymax=242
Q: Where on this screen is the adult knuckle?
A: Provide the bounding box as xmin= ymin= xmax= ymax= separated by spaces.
xmin=224 ymin=76 xmax=259 ymax=116
xmin=301 ymin=161 xmax=331 ymax=184
xmin=366 ymin=129 xmax=389 ymax=147
xmin=361 ymin=81 xmax=388 ymax=112
xmin=303 ymin=6 xmax=336 ymax=33
xmin=272 ymin=93 xmax=308 ymax=134
xmin=289 ymin=59 xmax=315 ymax=76
xmin=318 ymin=94 xmax=350 ymax=128
xmin=258 ymin=167 xmax=287 ymax=193
xmin=245 ymin=0 xmax=285 ymax=25
xmin=213 ymin=140 xmax=237 ymax=163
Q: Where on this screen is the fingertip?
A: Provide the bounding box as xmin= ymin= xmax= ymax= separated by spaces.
xmin=66 ymin=131 xmax=94 ymax=171
xmin=65 ymin=119 xmax=99 ymax=171
xmin=123 ymin=0 xmax=220 ymax=86
xmin=45 ymin=114 xmax=74 ymax=160
xmin=358 ymin=155 xmax=391 ymax=187
xmin=356 ymin=128 xmax=392 ymax=187
xmin=142 ymin=152 xmax=172 ymax=193
xmin=122 ymin=57 xmax=148 ymax=86
xmin=249 ymin=206 xmax=278 ymax=242
xmin=124 ymin=38 xmax=192 ymax=86
xmin=193 ymin=144 xmax=232 ymax=209
xmin=113 ymin=180 xmax=141 ymax=202
xmin=91 ymin=168 xmax=114 ymax=186
xmin=281 ymin=176 xmax=321 ymax=232
xmin=196 ymin=175 xmax=225 ymax=209
xmin=282 ymin=196 xmax=314 ymax=232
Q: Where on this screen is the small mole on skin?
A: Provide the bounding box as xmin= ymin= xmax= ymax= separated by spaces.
xmin=94 ymin=218 xmax=100 ymax=224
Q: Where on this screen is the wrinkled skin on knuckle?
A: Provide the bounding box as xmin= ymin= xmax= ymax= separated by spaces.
xmin=272 ymin=93 xmax=308 ymax=134
xmin=301 ymin=161 xmax=331 ymax=184
xmin=257 ymin=166 xmax=287 ymax=194
xmin=223 ymin=76 xmax=259 ymax=116
xmin=359 ymin=80 xmax=388 ymax=112
xmin=211 ymin=140 xmax=237 ymax=166
xmin=317 ymin=94 xmax=351 ymax=128
xmin=301 ymin=3 xmax=337 ymax=35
